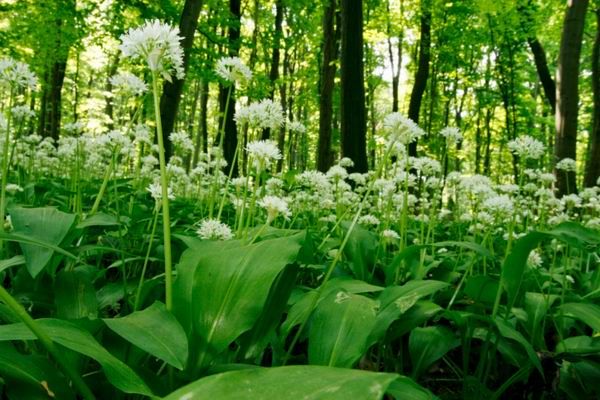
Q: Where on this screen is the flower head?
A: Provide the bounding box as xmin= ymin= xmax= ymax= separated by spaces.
xmin=119 ymin=20 xmax=184 ymax=81
xmin=196 ymin=219 xmax=233 ymax=240
xmin=556 ymin=158 xmax=577 ymax=172
xmin=440 ymin=127 xmax=462 ymax=145
xmin=215 ymin=56 xmax=252 ymax=83
xmin=507 ymin=135 xmax=545 ymax=160
xmin=246 ymin=140 xmax=281 ymax=170
xmin=258 ymin=195 xmax=291 ymax=222
xmin=0 ymin=58 xmax=37 ymax=90
xmin=109 ymin=72 xmax=148 ymax=96
xmin=382 ymin=113 xmax=425 ymax=145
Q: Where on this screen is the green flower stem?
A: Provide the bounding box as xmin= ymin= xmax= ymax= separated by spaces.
xmin=0 ymin=89 xmax=15 ymax=236
xmin=89 ymin=151 xmax=115 ymax=216
xmin=151 ymin=72 xmax=173 ymax=311
xmin=0 ymin=285 xmax=96 ymax=400
xmin=134 ymin=204 xmax=160 ymax=311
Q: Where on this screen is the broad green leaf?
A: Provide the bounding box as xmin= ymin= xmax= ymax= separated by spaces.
xmin=104 ymin=301 xmax=188 ymax=370
xmin=409 ymin=326 xmax=459 ymax=379
xmin=0 ymin=343 xmax=75 ymax=400
xmin=556 ymin=336 xmax=600 ymax=356
xmin=385 ymin=376 xmax=436 ymax=400
xmin=162 ymin=366 xmax=400 ymax=400
xmin=523 ymin=292 xmax=558 ymax=348
xmin=0 ymin=255 xmax=26 ymax=274
xmin=8 ymin=207 xmax=76 ymax=277
xmin=308 ymin=291 xmax=378 ymax=367
xmin=388 ymin=300 xmax=443 ymax=340
xmin=495 ymin=318 xmax=542 ymax=374
xmin=54 ymin=268 xmax=98 ymax=319
xmin=559 ymin=303 xmax=600 ymax=332
xmin=76 ymin=213 xmax=119 ymax=229
xmin=370 ymin=280 xmax=449 ymax=344
xmin=0 ymin=319 xmax=152 ymax=396
xmin=281 ymin=277 xmax=383 ymax=338
xmin=342 ymin=221 xmax=378 ymax=280
xmin=178 ymin=232 xmax=305 ymax=369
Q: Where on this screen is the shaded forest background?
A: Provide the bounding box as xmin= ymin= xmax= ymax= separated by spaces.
xmin=1 ymin=0 xmax=599 ymax=195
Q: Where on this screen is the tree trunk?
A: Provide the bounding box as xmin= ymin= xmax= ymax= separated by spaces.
xmin=585 ymin=7 xmax=600 ymax=187
xmin=38 ymin=57 xmax=68 ymax=141
xmin=159 ymin=0 xmax=203 ymax=161
xmin=262 ymin=0 xmax=284 ymax=141
xmin=407 ymin=0 xmax=431 ymax=157
xmin=340 ymin=0 xmax=368 ymax=173
xmin=218 ymin=0 xmax=241 ymax=176
xmin=317 ymin=0 xmax=337 ymax=172
xmin=555 ymin=0 xmax=589 ymax=195
xmin=528 ymin=37 xmax=556 ymax=113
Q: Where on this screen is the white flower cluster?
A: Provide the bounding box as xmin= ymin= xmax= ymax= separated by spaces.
xmin=0 ymin=57 xmax=37 ymax=90
xmin=507 ymin=135 xmax=545 ymax=160
xmin=235 ymin=99 xmax=285 ymax=131
xmin=556 ymin=158 xmax=577 ymax=172
xmin=110 ymin=72 xmax=148 ymax=96
xmin=119 ymin=19 xmax=184 ymax=81
xmin=11 ymin=105 xmax=36 ymax=121
xmin=169 ymin=131 xmax=194 ymax=153
xmin=215 ymin=56 xmax=252 ymax=83
xmin=440 ymin=127 xmax=462 ymax=145
xmin=382 ymin=112 xmax=426 ymax=145
xmin=246 ymin=140 xmax=281 ymax=170
xmin=259 ymin=195 xmax=291 ymax=222
xmin=196 ymin=219 xmax=233 ymax=240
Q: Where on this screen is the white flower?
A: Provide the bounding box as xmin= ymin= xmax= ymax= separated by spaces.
xmin=147 ymin=182 xmax=175 ymax=201
xmin=482 ymin=195 xmax=514 ymax=216
xmin=235 ymin=99 xmax=284 ymax=130
xmin=0 ymin=58 xmax=37 ymax=90
xmin=527 ymin=250 xmax=543 ymax=268
xmin=556 ymin=158 xmax=577 ymax=172
xmin=109 ymin=72 xmax=148 ymax=96
xmin=11 ymin=105 xmax=36 ymax=121
xmin=258 ymin=195 xmax=291 ymax=222
xmin=507 ymin=135 xmax=545 ymax=160
xmin=169 ymin=131 xmax=194 ymax=152
xmin=246 ymin=140 xmax=281 ymax=170
xmin=440 ymin=127 xmax=462 ymax=144
xmin=63 ymin=121 xmax=85 ymax=134
xmin=119 ymin=19 xmax=184 ymax=81
xmin=359 ymin=215 xmax=380 ymax=226
xmin=382 ymin=112 xmax=425 ymax=145
xmin=215 ymin=56 xmax=252 ymax=83
xmin=196 ymin=219 xmax=233 ymax=240
xmin=338 ymin=157 xmax=354 ymax=168
xmin=382 ymin=229 xmax=400 ymax=240
xmin=5 ymin=184 xmax=23 ymax=194
xmin=326 ymin=165 xmax=348 ymax=181
xmin=287 ymin=120 xmax=306 ymax=134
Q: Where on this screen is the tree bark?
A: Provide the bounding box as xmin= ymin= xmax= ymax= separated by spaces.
xmin=317 ymin=0 xmax=337 ymax=172
xmin=528 ymin=37 xmax=556 ymax=113
xmin=407 ymin=0 xmax=431 ymax=157
xmin=159 ymin=0 xmax=203 ymax=161
xmin=340 ymin=0 xmax=368 ymax=173
xmin=555 ymin=0 xmax=589 ymax=195
xmin=218 ymin=0 xmax=241 ymax=176
xmin=585 ymin=7 xmax=600 ymax=187
xmin=262 ymin=0 xmax=284 ymax=141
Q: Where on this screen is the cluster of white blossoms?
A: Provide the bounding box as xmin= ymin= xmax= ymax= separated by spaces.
xmin=11 ymin=105 xmax=36 ymax=121
xmin=0 ymin=57 xmax=37 ymax=90
xmin=287 ymin=120 xmax=306 ymax=134
xmin=147 ymin=181 xmax=175 ymax=201
xmin=196 ymin=219 xmax=233 ymax=240
xmin=382 ymin=112 xmax=426 ymax=145
xmin=169 ymin=131 xmax=194 ymax=153
xmin=556 ymin=157 xmax=577 ymax=172
xmin=215 ymin=56 xmax=252 ymax=83
xmin=258 ymin=195 xmax=291 ymax=222
xmin=246 ymin=140 xmax=281 ymax=170
xmin=119 ymin=19 xmax=184 ymax=81
xmin=507 ymin=135 xmax=545 ymax=160
xmin=109 ymin=72 xmax=148 ymax=96
xmin=439 ymin=127 xmax=462 ymax=145
xmin=235 ymin=99 xmax=285 ymax=131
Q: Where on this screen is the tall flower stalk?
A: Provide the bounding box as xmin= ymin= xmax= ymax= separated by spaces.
xmin=119 ymin=19 xmax=184 ymax=310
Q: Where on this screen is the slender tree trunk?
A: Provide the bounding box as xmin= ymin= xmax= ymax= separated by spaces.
xmin=159 ymin=0 xmax=203 ymax=161
xmin=585 ymin=7 xmax=600 ymax=187
xmin=38 ymin=58 xmax=68 ymax=141
xmin=528 ymin=37 xmax=556 ymax=113
xmin=317 ymin=0 xmax=337 ymax=172
xmin=555 ymin=0 xmax=589 ymax=195
xmin=407 ymin=0 xmax=431 ymax=157
xmin=262 ymin=0 xmax=284 ymax=141
xmin=340 ymin=0 xmax=368 ymax=173
xmin=105 ymin=54 xmax=120 ymax=130
xmin=218 ymin=0 xmax=241 ymax=176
